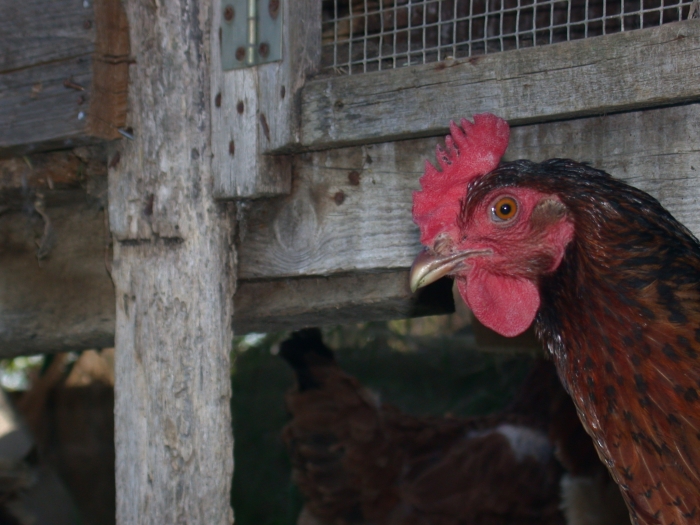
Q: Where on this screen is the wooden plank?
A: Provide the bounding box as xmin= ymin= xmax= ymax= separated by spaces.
xmin=299 ymin=20 xmax=700 ymax=151
xmin=233 ymin=271 xmax=454 ymax=334
xmin=0 ymin=0 xmax=94 ymax=73
xmin=108 ymin=0 xmax=234 ymax=523
xmin=237 ymin=103 xmax=700 ymax=279
xmin=0 ymin=148 xmax=113 ymax=357
xmin=210 ymin=0 xmax=321 ymax=198
xmin=0 ymin=0 xmax=129 ymax=156
xmin=0 ymin=202 xmax=114 ymax=358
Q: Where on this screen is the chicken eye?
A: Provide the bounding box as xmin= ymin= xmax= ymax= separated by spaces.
xmin=491 ymin=197 xmax=518 ymax=222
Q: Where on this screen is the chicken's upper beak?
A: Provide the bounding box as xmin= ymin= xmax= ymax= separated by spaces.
xmin=409 ymin=248 xmax=491 ymax=292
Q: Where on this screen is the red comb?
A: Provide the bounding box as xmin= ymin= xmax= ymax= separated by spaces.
xmin=412 ymin=113 xmax=510 ymax=247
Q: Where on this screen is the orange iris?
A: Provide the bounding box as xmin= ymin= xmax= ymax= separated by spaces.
xmin=493 ymin=197 xmax=518 ymax=221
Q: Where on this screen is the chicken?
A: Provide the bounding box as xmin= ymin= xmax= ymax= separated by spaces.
xmin=409 ymin=113 xmax=700 ymax=525
xmin=280 ymin=328 xmax=613 ymax=525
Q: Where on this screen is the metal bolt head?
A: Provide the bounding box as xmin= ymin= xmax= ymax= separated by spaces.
xmin=258 ymin=42 xmax=270 ymax=59
xmin=223 ymin=5 xmax=235 ymax=21
xmin=235 ymin=47 xmax=246 ymax=61
xmin=268 ymin=0 xmax=280 ymax=19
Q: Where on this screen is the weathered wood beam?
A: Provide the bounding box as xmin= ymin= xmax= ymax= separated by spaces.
xmin=238 ymin=103 xmax=700 ymax=279
xmin=233 ymin=271 xmax=454 ymax=334
xmin=0 ymin=202 xmax=114 ymax=357
xmin=0 ymin=0 xmax=129 ymax=157
xmin=0 ymin=148 xmax=113 ymax=357
xmin=3 ymin=104 xmax=700 ymax=355
xmin=108 ymin=0 xmax=234 ymax=522
xmin=298 ymin=20 xmax=700 ymax=151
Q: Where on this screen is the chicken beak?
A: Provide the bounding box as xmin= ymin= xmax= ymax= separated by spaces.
xmin=409 ymin=248 xmax=490 ymax=292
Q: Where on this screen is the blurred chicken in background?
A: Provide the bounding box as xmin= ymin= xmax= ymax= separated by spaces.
xmin=281 ymin=329 xmax=628 ymax=525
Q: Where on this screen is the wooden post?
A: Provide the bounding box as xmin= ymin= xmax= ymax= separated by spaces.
xmin=108 ymin=0 xmax=234 ymax=523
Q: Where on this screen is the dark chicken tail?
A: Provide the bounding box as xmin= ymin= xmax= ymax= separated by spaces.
xmin=279 ymin=328 xmax=336 ymax=391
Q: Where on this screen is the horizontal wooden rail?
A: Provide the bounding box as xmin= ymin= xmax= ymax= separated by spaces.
xmin=3 ymin=103 xmax=700 ymax=352
xmin=296 ymin=20 xmax=700 ymax=151
xmin=239 ymin=102 xmax=700 ymax=279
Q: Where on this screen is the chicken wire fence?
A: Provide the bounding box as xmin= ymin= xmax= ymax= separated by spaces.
xmin=321 ymin=0 xmax=699 ymax=74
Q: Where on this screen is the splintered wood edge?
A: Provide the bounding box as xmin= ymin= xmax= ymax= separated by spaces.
xmin=87 ymin=0 xmax=130 ymax=140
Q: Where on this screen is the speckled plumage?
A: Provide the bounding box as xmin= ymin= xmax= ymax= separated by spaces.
xmin=466 ymin=159 xmax=700 ymax=525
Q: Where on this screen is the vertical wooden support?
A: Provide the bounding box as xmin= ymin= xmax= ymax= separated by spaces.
xmin=210 ymin=0 xmax=321 ymax=198
xmin=108 ymin=0 xmax=235 ymax=523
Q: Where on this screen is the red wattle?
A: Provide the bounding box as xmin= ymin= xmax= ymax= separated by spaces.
xmin=458 ymin=269 xmax=540 ymax=337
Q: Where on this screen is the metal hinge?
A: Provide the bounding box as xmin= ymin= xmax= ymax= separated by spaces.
xmin=221 ymin=0 xmax=282 ymax=70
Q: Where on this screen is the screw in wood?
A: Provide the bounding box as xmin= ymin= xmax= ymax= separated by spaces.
xmin=235 ymin=47 xmax=246 ymax=61
xmin=223 ymin=5 xmax=235 ymax=22
xmin=258 ymin=42 xmax=270 ymax=59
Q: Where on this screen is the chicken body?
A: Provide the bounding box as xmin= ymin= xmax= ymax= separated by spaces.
xmin=410 ymin=116 xmax=700 ymax=525
xmin=281 ymin=329 xmax=606 ymax=525
xmin=528 ymin=160 xmax=700 ymax=525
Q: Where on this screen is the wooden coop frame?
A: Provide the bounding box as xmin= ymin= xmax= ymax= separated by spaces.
xmin=1 ymin=0 xmax=699 ymax=522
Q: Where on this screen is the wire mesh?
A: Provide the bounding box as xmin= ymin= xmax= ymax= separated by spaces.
xmin=321 ymin=0 xmax=698 ymax=75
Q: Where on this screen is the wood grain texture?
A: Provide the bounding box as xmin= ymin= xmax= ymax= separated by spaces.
xmin=0 ymin=0 xmax=94 ymax=73
xmin=237 ymin=103 xmax=700 ymax=280
xmin=233 ymin=271 xmax=454 ymax=333
xmin=0 ymin=0 xmax=129 ymax=156
xmin=0 ymin=202 xmax=114 ymax=357
xmin=108 ymin=0 xmax=235 ymax=523
xmin=300 ymin=20 xmax=700 ymax=150
xmin=0 ymin=147 xmax=112 ymax=356
xmin=210 ymin=0 xmax=321 ymax=198
xmin=87 ymin=0 xmax=130 ymax=140
xmin=0 ymin=58 xmax=94 ymax=155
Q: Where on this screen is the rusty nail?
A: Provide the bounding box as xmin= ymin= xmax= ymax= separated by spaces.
xmin=269 ymin=0 xmax=280 ymax=19
xmin=83 ymin=19 xmax=92 ymax=29
xmin=334 ymin=191 xmax=346 ymax=205
xmin=77 ymin=95 xmax=86 ymax=105
xmin=63 ymin=79 xmax=85 ymax=91
xmin=258 ymin=42 xmax=269 ymax=58
xmin=236 ymin=101 xmax=244 ymax=114
xmin=229 ymin=140 xmax=235 ymax=156
xmin=235 ymin=47 xmax=246 ymax=61
xmin=215 ymin=93 xmax=222 ymax=107
xmin=224 ymin=5 xmax=235 ymax=21
xmin=348 ymin=171 xmax=361 ymax=186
